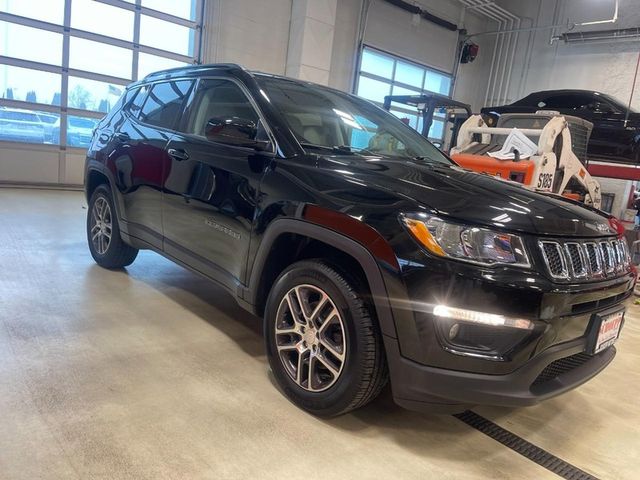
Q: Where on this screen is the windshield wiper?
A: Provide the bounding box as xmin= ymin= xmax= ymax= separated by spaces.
xmin=299 ymin=142 xmax=347 ymax=153
xmin=299 ymin=142 xmax=377 ymax=156
xmin=411 ymin=155 xmax=444 ymax=164
xmin=337 ymin=145 xmax=378 ymax=156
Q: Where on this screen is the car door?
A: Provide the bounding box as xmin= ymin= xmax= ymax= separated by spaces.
xmin=582 ymin=100 xmax=634 ymax=162
xmin=537 ymin=93 xmax=624 ymax=162
xmin=109 ymin=80 xmax=194 ymax=248
xmin=162 ymin=77 xmax=273 ymax=288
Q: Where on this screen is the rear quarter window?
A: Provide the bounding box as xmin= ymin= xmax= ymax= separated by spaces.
xmin=138 ymin=80 xmax=194 ymax=130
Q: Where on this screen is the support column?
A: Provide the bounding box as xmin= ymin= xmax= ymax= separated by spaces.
xmin=286 ymin=0 xmax=338 ymax=85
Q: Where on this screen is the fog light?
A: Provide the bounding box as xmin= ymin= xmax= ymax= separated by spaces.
xmin=433 ymin=305 xmax=533 ymax=330
xmin=449 ymin=323 xmax=460 ymax=339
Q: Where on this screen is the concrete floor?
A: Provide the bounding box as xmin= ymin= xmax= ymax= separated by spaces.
xmin=0 ymin=187 xmax=638 ymax=480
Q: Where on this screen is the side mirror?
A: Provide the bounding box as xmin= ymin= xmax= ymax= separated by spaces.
xmin=204 ymin=117 xmax=270 ymax=151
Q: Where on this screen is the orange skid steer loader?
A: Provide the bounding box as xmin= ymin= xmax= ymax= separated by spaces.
xmin=450 ymin=112 xmax=601 ymax=209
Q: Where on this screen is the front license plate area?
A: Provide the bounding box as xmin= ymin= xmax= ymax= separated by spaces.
xmin=589 ymin=309 xmax=624 ymax=354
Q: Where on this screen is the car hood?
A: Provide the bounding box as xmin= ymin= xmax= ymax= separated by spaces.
xmin=315 ymin=155 xmax=613 ymax=237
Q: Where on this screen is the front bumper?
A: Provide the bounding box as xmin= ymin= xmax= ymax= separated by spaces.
xmin=383 ymin=258 xmax=633 ymax=412
xmin=385 ymin=334 xmax=616 ymax=413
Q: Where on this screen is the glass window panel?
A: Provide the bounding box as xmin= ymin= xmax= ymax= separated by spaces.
xmin=129 ymin=85 xmax=149 ymax=117
xmin=391 ymin=85 xmax=420 ymax=97
xmin=66 ymin=115 xmax=98 ymax=148
xmin=140 ymin=15 xmax=194 ymax=56
xmin=0 ymin=106 xmax=59 ymax=145
xmin=395 ymin=62 xmax=424 ymax=89
xmin=424 ymin=71 xmax=451 ymax=95
xmin=349 ymin=115 xmax=377 ymax=150
xmin=137 ymin=53 xmax=189 ymax=79
xmin=360 ymin=49 xmax=394 ymax=78
xmin=356 ymin=76 xmax=390 ymax=103
xmin=429 ymin=119 xmax=445 ymax=140
xmin=390 ymin=110 xmax=418 ymax=130
xmin=142 ymin=0 xmax=198 ymax=20
xmin=0 ymin=0 xmax=65 ymax=25
xmin=68 ymin=77 xmax=126 ymax=113
xmin=71 ymin=0 xmax=134 ymax=41
xmin=0 ymin=65 xmax=61 ymax=105
xmin=0 ymin=22 xmax=63 ymax=65
xmin=70 ymin=38 xmax=132 ymax=79
xmin=140 ymin=80 xmax=193 ymax=129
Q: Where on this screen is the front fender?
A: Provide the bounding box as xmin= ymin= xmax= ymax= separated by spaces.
xmin=244 ymin=215 xmax=399 ymax=339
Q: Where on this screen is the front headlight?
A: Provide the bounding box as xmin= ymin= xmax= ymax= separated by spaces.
xmin=401 ymin=214 xmax=530 ymax=267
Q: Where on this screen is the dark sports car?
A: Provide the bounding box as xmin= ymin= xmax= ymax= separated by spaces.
xmin=481 ymin=90 xmax=640 ymax=164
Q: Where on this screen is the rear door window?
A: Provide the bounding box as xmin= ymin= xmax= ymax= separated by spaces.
xmin=541 ymin=94 xmax=593 ymax=110
xmin=139 ymin=80 xmax=194 ymax=130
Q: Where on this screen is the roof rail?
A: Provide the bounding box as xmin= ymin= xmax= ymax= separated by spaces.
xmin=142 ymin=63 xmax=246 ymax=82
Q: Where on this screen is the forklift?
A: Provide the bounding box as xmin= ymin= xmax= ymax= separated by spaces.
xmin=382 ymin=93 xmax=471 ymax=151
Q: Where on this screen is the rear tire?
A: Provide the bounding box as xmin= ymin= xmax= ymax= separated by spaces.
xmin=87 ymin=184 xmax=138 ymax=269
xmin=264 ymin=260 xmax=388 ymax=417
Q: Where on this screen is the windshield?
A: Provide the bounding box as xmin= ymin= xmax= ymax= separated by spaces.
xmin=256 ymin=76 xmax=452 ymax=164
xmin=599 ymin=93 xmax=637 ymax=113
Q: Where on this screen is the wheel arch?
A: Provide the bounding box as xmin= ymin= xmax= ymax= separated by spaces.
xmin=245 ymin=219 xmax=398 ymax=339
xmin=85 ymin=169 xmax=110 ymax=200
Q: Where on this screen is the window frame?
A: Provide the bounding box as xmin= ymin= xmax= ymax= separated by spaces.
xmin=355 ymin=46 xmax=453 ymax=143
xmin=0 ymin=0 xmax=204 ymax=150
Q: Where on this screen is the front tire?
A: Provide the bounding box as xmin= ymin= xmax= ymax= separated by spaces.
xmin=87 ymin=184 xmax=138 ymax=269
xmin=265 ymin=260 xmax=388 ymax=417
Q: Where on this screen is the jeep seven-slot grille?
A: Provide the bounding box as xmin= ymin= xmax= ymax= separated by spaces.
xmin=539 ymin=238 xmax=630 ymax=281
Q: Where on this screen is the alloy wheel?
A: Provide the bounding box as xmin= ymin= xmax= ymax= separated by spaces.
xmin=275 ymin=284 xmax=347 ymax=392
xmin=90 ymin=197 xmax=112 ymax=255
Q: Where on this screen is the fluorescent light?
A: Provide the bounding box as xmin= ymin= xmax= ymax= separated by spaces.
xmin=433 ymin=305 xmax=534 ymax=330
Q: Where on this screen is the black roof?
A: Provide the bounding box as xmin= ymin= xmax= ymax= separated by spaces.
xmin=524 ymin=89 xmax=604 ymax=97
xmin=141 ymin=63 xmax=246 ymax=82
xmin=138 ymin=63 xmax=335 ymax=90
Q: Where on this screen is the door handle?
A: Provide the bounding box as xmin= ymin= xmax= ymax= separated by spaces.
xmin=168 ymin=148 xmax=190 ymax=161
xmin=115 ymin=132 xmax=130 ymax=142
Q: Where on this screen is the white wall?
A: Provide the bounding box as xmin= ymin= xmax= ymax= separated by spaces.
xmin=495 ymin=0 xmax=640 ymax=109
xmin=327 ymin=0 xmax=496 ymax=111
xmin=451 ymin=7 xmax=497 ymax=111
xmin=594 ymin=176 xmax=633 ymax=218
xmin=0 ymin=143 xmax=86 ymax=185
xmin=202 ymin=0 xmax=293 ymax=75
xmin=201 ymin=0 xmax=496 ymax=111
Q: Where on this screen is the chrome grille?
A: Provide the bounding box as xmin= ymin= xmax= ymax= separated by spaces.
xmin=584 ymin=242 xmax=602 ymax=274
xmin=539 ymin=238 xmax=630 ymax=281
xmin=564 ymin=242 xmax=587 ymax=278
xmin=600 ymin=241 xmax=614 ymax=273
xmin=540 ymin=241 xmax=567 ymax=278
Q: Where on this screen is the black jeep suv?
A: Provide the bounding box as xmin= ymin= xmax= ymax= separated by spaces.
xmin=85 ymin=64 xmax=633 ymax=417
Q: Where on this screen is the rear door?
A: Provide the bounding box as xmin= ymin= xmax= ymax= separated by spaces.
xmin=109 ymin=79 xmax=194 ymax=248
xmin=162 ymin=77 xmax=272 ymax=288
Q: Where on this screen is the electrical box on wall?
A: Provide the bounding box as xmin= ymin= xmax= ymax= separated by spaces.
xmin=461 ymin=42 xmax=479 ymax=64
